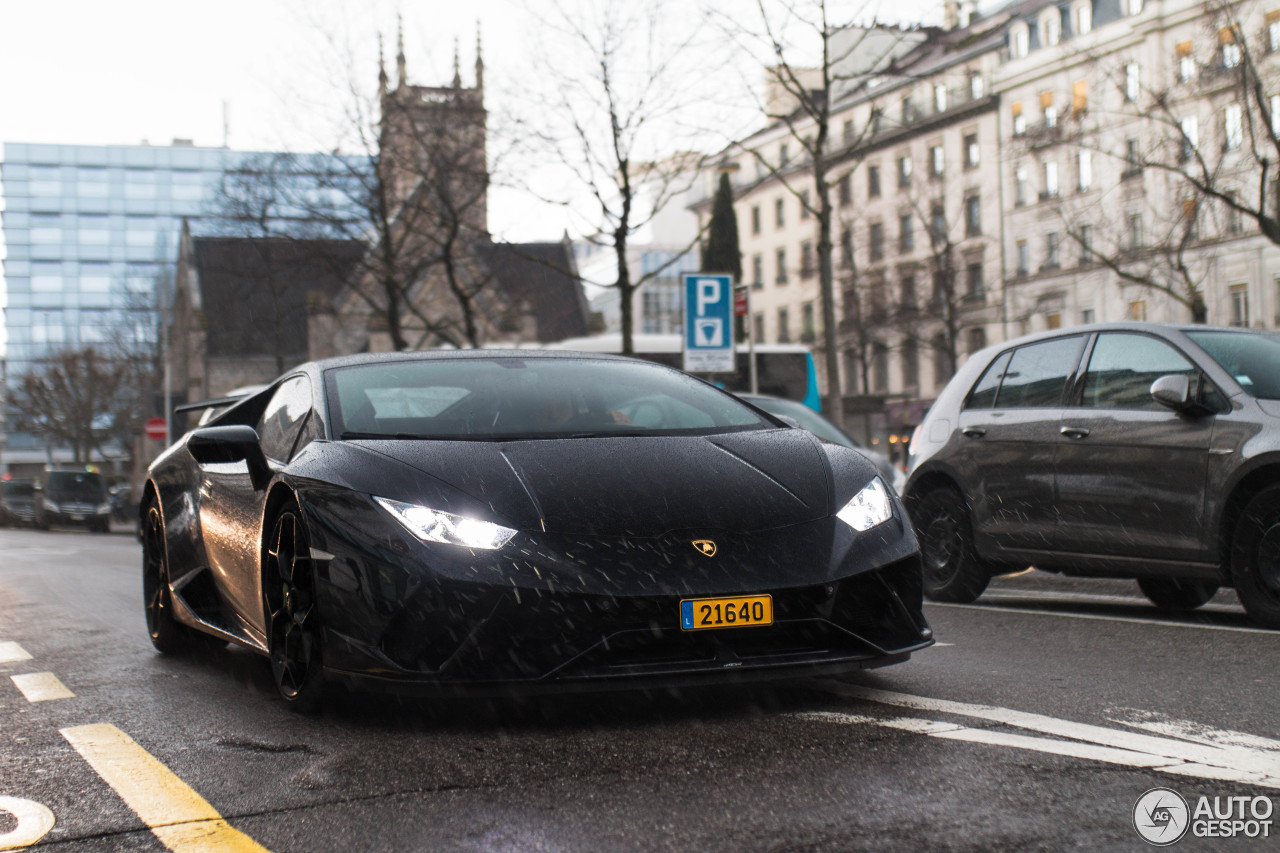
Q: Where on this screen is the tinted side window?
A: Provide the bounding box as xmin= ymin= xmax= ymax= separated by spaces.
xmin=966 ymin=351 xmax=1011 ymax=409
xmin=995 ymin=336 xmax=1084 ymax=408
xmin=257 ymin=376 xmax=313 ymax=462
xmin=1082 ymin=334 xmax=1194 ymax=410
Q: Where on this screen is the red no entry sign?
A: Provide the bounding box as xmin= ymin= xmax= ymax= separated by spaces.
xmin=144 ymin=418 xmax=167 ymax=441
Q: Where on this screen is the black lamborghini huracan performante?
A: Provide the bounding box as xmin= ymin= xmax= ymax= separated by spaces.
xmin=142 ymin=352 xmax=932 ymax=710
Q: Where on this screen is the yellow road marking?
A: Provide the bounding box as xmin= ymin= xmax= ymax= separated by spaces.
xmin=10 ymin=672 xmax=74 ymax=702
xmin=60 ymin=724 xmax=270 ymax=853
xmin=0 ymin=642 xmax=32 ymax=664
xmin=0 ymin=795 xmax=55 ymax=850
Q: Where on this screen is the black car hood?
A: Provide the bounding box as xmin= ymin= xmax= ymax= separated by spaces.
xmin=355 ymin=428 xmax=832 ymax=537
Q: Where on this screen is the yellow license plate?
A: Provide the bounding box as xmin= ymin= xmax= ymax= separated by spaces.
xmin=680 ymin=595 xmax=773 ymax=631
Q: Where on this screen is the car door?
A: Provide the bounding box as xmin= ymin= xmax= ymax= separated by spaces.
xmin=955 ymin=335 xmax=1086 ymax=553
xmin=1054 ymin=332 xmax=1213 ymax=562
xmin=199 ymin=375 xmax=315 ymax=639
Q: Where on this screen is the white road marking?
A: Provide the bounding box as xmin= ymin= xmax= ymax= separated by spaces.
xmin=926 ymin=601 xmax=1278 ymax=635
xmin=933 ymin=642 xmax=954 ymax=647
xmin=981 ymin=588 xmax=1243 ymax=615
xmin=10 ymin=673 xmax=73 ymax=703
xmin=0 ymin=796 xmax=56 ymax=850
xmin=804 ymin=682 xmax=1280 ymax=789
xmin=0 ymin=643 xmax=33 ymax=665
xmin=1107 ymin=708 xmax=1280 ymax=754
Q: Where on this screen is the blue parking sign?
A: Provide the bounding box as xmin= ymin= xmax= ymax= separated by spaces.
xmin=682 ymin=273 xmax=735 ymax=373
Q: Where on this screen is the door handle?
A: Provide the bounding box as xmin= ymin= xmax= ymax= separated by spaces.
xmin=1060 ymin=426 xmax=1090 ymax=439
xmin=961 ymin=426 xmax=987 ymax=438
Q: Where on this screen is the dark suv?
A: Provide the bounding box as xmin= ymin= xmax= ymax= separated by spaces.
xmin=34 ymin=469 xmax=111 ymax=533
xmin=905 ymin=322 xmax=1280 ymax=628
xmin=1 ymin=478 xmax=37 ymax=527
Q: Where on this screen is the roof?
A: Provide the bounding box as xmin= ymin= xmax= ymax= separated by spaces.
xmin=191 ymin=238 xmax=364 ymax=359
xmin=475 ymin=241 xmax=591 ymax=343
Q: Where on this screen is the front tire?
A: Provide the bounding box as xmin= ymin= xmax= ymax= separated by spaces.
xmin=1231 ymin=486 xmax=1280 ymax=629
xmin=910 ymin=486 xmax=991 ymax=603
xmin=265 ymin=503 xmax=326 ymax=713
xmin=142 ymin=497 xmax=189 ymax=653
xmin=1137 ymin=578 xmax=1218 ymax=612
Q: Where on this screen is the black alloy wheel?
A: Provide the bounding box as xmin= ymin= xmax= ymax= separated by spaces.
xmin=1231 ymin=485 xmax=1280 ymax=629
xmin=910 ymin=486 xmax=991 ymax=603
xmin=1136 ymin=578 xmax=1218 ymax=612
xmin=142 ymin=497 xmax=189 ymax=653
xmin=265 ymin=505 xmax=326 ymax=712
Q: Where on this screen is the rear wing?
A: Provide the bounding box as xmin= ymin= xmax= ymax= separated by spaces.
xmin=172 ymin=395 xmax=251 ymax=415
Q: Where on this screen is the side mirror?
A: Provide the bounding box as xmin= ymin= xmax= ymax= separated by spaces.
xmin=187 ymin=425 xmax=270 ymax=490
xmin=1150 ymin=374 xmax=1191 ymax=411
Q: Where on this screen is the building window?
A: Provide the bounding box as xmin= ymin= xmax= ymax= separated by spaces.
xmin=842 ymin=119 xmax=854 ymax=145
xmin=1223 ymin=39 xmax=1242 ymax=69
xmin=1016 ymin=239 xmax=1030 ymax=275
xmin=753 ymin=312 xmax=765 ymax=343
xmin=840 ymin=227 xmax=853 ymax=267
xmin=1077 ymin=149 xmax=1093 ymax=191
xmin=933 ymin=332 xmax=953 ymax=386
xmin=838 ymin=174 xmax=851 ymax=207
xmin=970 ymin=72 xmax=984 ymax=100
xmin=1078 ymin=224 xmax=1093 ymax=264
xmin=1179 ymin=115 xmax=1198 ymax=162
xmin=1015 ymin=164 xmax=1029 ymax=206
xmin=870 ymin=106 xmax=884 ymax=135
xmin=775 ymin=197 xmax=785 ymax=228
xmin=777 ymin=307 xmax=791 ymax=342
xmin=965 ymin=195 xmax=981 ymax=236
xmin=1269 ymin=14 xmax=1280 ymax=51
xmin=1044 ymin=103 xmax=1058 ymax=128
xmin=1225 ymin=192 xmax=1242 ymax=234
xmin=1011 ymin=24 xmax=1030 ymax=59
xmin=902 ymin=338 xmax=920 ymax=388
xmin=801 ymin=240 xmax=815 ymax=277
xmin=776 ymin=247 xmax=788 ymax=284
xmin=1230 ymin=284 xmax=1249 ymax=326
xmin=1081 ymin=308 xmax=1095 ymax=323
xmin=898 ymin=154 xmax=912 ymax=188
xmin=967 ymin=326 xmax=987 ymax=355
xmin=1075 ymin=3 xmax=1092 ymax=35
xmin=1125 ymin=0 xmax=1142 ymax=15
xmin=751 ymin=205 xmax=761 ymax=235
xmin=901 ymin=96 xmax=913 ymax=125
xmin=1072 ymin=79 xmax=1088 ymax=115
xmin=868 ymin=165 xmax=881 ymax=198
xmin=1177 ymin=41 xmax=1195 ymax=82
xmin=1129 ymin=299 xmax=1147 ymax=321
xmin=799 ymin=190 xmax=810 ymax=220
xmin=1045 ymin=312 xmax=1062 ymax=330
xmin=1124 ymin=138 xmax=1141 ymax=176
xmin=1128 ymin=213 xmax=1143 ymax=249
xmin=934 ymin=83 xmax=948 ymax=113
xmin=779 ymin=143 xmax=790 ymax=165
xmin=930 ymin=203 xmax=947 ymax=244
xmin=1225 ymin=103 xmax=1243 ymax=151
xmin=1272 ymin=95 xmax=1280 ymax=137
xmin=1125 ymin=63 xmax=1140 ymax=102
xmin=872 ymin=342 xmax=889 ymax=392
xmin=899 ymin=213 xmax=914 ymax=253
xmin=748 ymin=255 xmax=762 ymax=290
xmin=801 ymin=302 xmax=816 ymax=341
xmin=1043 ymin=12 xmax=1061 ymax=46
xmin=1043 ymin=160 xmax=1059 ymax=199
xmin=901 ymin=272 xmax=917 ymax=309
xmin=1045 ymin=232 xmax=1061 ymax=269
xmin=930 ymin=144 xmax=945 ymax=178
xmin=966 ymin=262 xmax=984 ymax=300
xmin=1012 ymin=103 xmax=1026 ymax=136
xmin=964 ymin=133 xmax=980 ymax=168
xmin=869 ymin=222 xmax=885 ymax=262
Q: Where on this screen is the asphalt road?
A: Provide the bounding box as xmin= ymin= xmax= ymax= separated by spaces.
xmin=1 ymin=526 xmax=1278 ymax=852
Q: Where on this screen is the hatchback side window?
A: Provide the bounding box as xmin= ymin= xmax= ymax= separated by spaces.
xmin=966 ymin=351 xmax=1012 ymax=409
xmin=994 ymin=336 xmax=1084 ymax=408
xmin=257 ymin=376 xmax=314 ymax=462
xmin=1081 ymin=334 xmax=1195 ymax=410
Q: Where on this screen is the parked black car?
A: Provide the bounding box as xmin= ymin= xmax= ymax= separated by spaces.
xmin=1 ymin=478 xmax=38 ymax=527
xmin=34 ymin=469 xmax=112 ymax=533
xmin=144 ymin=351 xmax=932 ymax=711
xmin=905 ymin=322 xmax=1280 ymax=628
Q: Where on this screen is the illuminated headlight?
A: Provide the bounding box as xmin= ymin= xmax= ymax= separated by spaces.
xmin=96 ymin=503 xmax=112 ymax=515
xmin=835 ymin=477 xmax=893 ymax=532
xmin=374 ymin=496 xmax=517 ymax=550
xmin=43 ymin=499 xmax=60 ymax=512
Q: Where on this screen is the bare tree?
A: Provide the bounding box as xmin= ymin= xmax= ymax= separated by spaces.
xmin=526 ymin=0 xmax=709 ymax=355
xmin=8 ymin=349 xmax=134 ymax=465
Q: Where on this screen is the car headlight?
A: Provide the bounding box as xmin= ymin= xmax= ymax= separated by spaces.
xmin=374 ymin=496 xmax=517 ymax=550
xmin=836 ymin=477 xmax=893 ymax=532
xmin=97 ymin=503 xmax=112 ymax=515
xmin=43 ymin=499 xmax=59 ymax=512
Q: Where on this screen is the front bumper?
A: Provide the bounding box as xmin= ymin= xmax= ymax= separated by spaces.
xmin=299 ymin=487 xmax=933 ymax=692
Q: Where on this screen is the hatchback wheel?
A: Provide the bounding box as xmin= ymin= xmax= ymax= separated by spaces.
xmin=1136 ymin=578 xmax=1218 ymax=612
xmin=265 ymin=503 xmax=326 ymax=713
xmin=910 ymin=487 xmax=990 ymax=603
xmin=1232 ymin=486 xmax=1280 ymax=629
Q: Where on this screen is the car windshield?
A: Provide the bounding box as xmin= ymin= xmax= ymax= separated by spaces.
xmin=327 ymin=356 xmax=772 ymax=440
xmin=744 ymin=396 xmax=856 ymax=449
xmin=46 ymin=472 xmax=106 ymax=499
xmin=3 ymin=481 xmax=35 ymax=499
xmin=1186 ymin=330 xmax=1280 ymax=399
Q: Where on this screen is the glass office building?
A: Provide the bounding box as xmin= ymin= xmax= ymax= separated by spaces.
xmin=0 ymin=140 xmax=359 ymax=470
